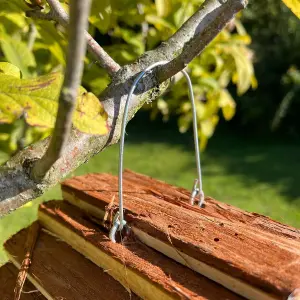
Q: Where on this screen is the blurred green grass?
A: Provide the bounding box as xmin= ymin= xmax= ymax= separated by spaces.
xmin=0 ymin=119 xmax=299 ymax=265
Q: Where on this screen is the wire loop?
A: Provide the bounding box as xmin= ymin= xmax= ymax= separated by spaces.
xmin=109 ymin=61 xmax=204 ymax=243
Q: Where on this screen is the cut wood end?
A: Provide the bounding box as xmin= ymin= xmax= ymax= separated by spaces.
xmin=289 ymin=288 xmax=300 ymax=300
xmin=4 ymin=222 xmax=140 ymax=300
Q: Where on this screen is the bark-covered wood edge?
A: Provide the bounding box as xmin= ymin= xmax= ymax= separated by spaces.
xmin=0 ymin=0 xmax=247 ymax=216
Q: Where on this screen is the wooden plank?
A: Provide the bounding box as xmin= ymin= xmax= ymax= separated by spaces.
xmin=0 ymin=262 xmax=45 ymax=300
xmin=61 ymin=171 xmax=300 ymax=300
xmin=14 ymin=222 xmax=40 ymax=300
xmin=38 ymin=200 xmax=244 ymax=300
xmin=4 ymin=222 xmax=140 ymax=300
xmin=123 ymin=170 xmax=300 ymax=240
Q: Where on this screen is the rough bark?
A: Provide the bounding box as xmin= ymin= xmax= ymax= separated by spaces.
xmin=0 ymin=0 xmax=247 ymax=217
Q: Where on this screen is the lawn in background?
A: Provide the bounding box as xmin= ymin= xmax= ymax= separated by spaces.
xmin=1 ymin=117 xmax=299 ymax=264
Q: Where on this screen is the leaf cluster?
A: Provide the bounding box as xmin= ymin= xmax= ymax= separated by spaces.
xmin=0 ymin=0 xmax=256 ymax=157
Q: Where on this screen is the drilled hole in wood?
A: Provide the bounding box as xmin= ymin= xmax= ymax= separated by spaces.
xmin=214 ymin=238 xmax=220 ymax=242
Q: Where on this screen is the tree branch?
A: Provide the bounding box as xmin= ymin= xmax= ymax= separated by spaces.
xmin=144 ymin=0 xmax=247 ymax=82
xmin=46 ymin=0 xmax=69 ymax=22
xmin=31 ymin=0 xmax=92 ymax=180
xmin=26 ymin=9 xmax=57 ymax=21
xmin=26 ymin=0 xmax=120 ymax=76
xmin=27 ymin=23 xmax=37 ymax=51
xmin=0 ymin=0 xmax=247 ymax=216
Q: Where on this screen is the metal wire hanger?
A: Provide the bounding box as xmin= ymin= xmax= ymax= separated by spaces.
xmin=109 ymin=61 xmax=204 ymax=243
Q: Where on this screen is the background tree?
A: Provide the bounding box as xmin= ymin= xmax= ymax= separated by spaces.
xmin=233 ymin=0 xmax=300 ymax=134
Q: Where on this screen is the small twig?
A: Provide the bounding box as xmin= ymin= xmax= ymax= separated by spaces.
xmin=14 ymin=222 xmax=40 ymax=300
xmin=26 ymin=9 xmax=55 ymax=21
xmin=16 ymin=117 xmax=28 ymax=152
xmin=27 ymin=23 xmax=37 ymax=51
xmin=103 ymin=195 xmax=115 ymax=226
xmin=271 ymin=86 xmax=299 ymax=131
xmin=137 ymin=4 xmax=149 ymax=46
xmin=21 ymin=289 xmax=39 ymax=294
xmin=26 ymin=0 xmax=120 ymax=76
xmin=31 ymin=0 xmax=92 ymax=180
xmin=46 ymin=0 xmax=68 ymax=22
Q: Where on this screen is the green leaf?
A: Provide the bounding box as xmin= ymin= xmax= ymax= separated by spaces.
xmin=83 ymin=63 xmax=110 ymax=95
xmin=0 ymin=72 xmax=109 ymax=135
xmin=178 ymin=113 xmax=192 ymax=133
xmin=173 ymin=3 xmax=194 ymax=27
xmin=89 ymin=0 xmax=113 ymax=33
xmin=0 ymin=0 xmax=28 ymax=12
xmin=2 ymin=12 xmax=27 ymax=28
xmin=35 ymin=22 xmax=66 ymax=65
xmin=0 ymin=150 xmax=9 ymax=165
xmin=155 ymin=0 xmax=172 ymax=17
xmin=282 ymin=0 xmax=300 ymax=18
xmin=198 ymin=77 xmax=219 ymax=91
xmin=0 ymin=13 xmax=27 ymax=35
xmin=0 ymin=36 xmax=36 ymax=78
xmin=145 ymin=15 xmax=175 ymax=31
xmin=0 ymin=62 xmax=21 ymax=77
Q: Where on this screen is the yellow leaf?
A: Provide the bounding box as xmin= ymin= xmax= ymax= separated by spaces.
xmin=196 ymin=102 xmax=206 ymax=120
xmin=200 ymin=115 xmax=219 ymax=138
xmin=178 ymin=113 xmax=192 ymax=133
xmin=73 ymin=92 xmax=109 ymax=135
xmin=230 ymin=46 xmax=254 ymax=95
xmin=0 ymin=133 xmax=9 ymax=141
xmin=0 ymin=72 xmax=109 ymax=135
xmin=219 ymin=89 xmax=236 ymax=121
xmin=282 ymin=0 xmax=300 ymax=18
xmin=23 ymin=201 xmax=33 ymax=208
xmin=199 ymin=132 xmax=208 ymax=151
xmin=157 ymin=99 xmax=169 ymax=115
xmin=251 ymin=75 xmax=258 ymax=89
xmin=0 ymin=62 xmax=20 ymax=77
xmin=155 ymin=0 xmax=172 ymax=17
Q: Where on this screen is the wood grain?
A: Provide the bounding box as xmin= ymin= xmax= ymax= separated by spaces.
xmin=0 ymin=262 xmax=45 ymax=300
xmin=4 ymin=222 xmax=139 ymax=300
xmin=61 ymin=171 xmax=300 ymax=299
xmin=38 ymin=200 xmax=244 ymax=300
